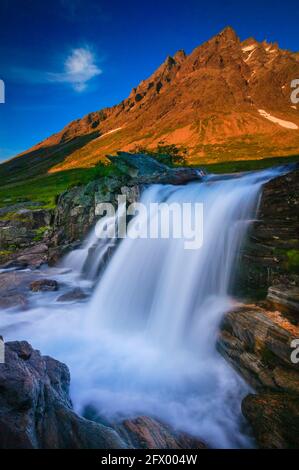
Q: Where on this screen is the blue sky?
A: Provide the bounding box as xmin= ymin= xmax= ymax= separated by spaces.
xmin=0 ymin=0 xmax=299 ymax=161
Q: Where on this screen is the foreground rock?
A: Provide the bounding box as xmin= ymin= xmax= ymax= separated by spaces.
xmin=0 ymin=341 xmax=126 ymax=449
xmin=117 ymin=416 xmax=206 ymax=449
xmin=0 ymin=341 xmax=206 ymax=449
xmin=0 ymin=294 xmax=28 ymax=310
xmin=218 ymin=302 xmax=299 ymax=448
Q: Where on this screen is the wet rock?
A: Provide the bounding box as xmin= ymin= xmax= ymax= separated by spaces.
xmin=30 ymin=279 xmax=58 ymax=292
xmin=117 ymin=416 xmax=207 ymax=449
xmin=0 ymin=341 xmax=126 ymax=449
xmin=0 ymin=271 xmax=35 ymax=310
xmin=0 ymin=271 xmax=33 ymax=292
xmin=0 ymin=293 xmax=28 ymax=310
xmin=218 ymin=303 xmax=299 ymax=448
xmin=217 ymin=304 xmax=299 ymax=391
xmin=242 ymin=392 xmax=299 ymax=449
xmin=12 ymin=243 xmax=48 ymax=269
xmin=267 ymin=285 xmax=299 ymax=315
xmin=57 ymin=288 xmax=87 ymax=302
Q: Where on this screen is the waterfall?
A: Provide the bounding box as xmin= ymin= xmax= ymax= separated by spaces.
xmin=0 ymin=166 xmax=289 ymax=448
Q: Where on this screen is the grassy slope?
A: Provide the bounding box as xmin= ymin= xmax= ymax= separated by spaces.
xmin=0 ymin=154 xmax=299 ymax=209
xmin=0 ymin=165 xmax=117 ymax=208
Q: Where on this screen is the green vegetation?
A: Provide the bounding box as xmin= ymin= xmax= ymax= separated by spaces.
xmin=133 ymin=143 xmax=188 ymax=166
xmin=0 ymin=211 xmax=29 ymax=222
xmin=0 ymin=249 xmax=13 ymax=257
xmin=34 ymin=226 xmax=49 ymax=242
xmin=0 ymin=163 xmax=121 ymax=209
xmin=0 ymin=148 xmax=298 ymax=211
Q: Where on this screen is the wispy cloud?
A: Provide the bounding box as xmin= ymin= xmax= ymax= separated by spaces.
xmin=48 ymin=48 xmax=102 ymax=91
xmin=6 ymin=47 xmax=102 ymax=92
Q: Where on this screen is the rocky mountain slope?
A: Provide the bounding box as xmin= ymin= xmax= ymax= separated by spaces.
xmin=1 ymin=26 xmax=299 ymax=184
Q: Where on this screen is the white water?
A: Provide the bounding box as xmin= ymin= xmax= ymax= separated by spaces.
xmin=0 ymin=166 xmax=289 ymax=448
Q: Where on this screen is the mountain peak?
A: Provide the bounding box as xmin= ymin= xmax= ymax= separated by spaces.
xmin=218 ymin=26 xmax=239 ymax=42
xmin=7 ymin=26 xmax=299 ymax=173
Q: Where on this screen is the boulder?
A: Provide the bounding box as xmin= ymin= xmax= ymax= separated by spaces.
xmin=0 ymin=341 xmax=206 ymax=449
xmin=116 ymin=416 xmax=206 ymax=449
xmin=30 ymin=279 xmax=58 ymax=292
xmin=57 ymin=288 xmax=88 ymax=302
xmin=217 ymin=304 xmax=299 ymax=391
xmin=0 ymin=293 xmax=28 ymax=310
xmin=0 ymin=271 xmax=36 ymax=310
xmin=0 ymin=341 xmax=126 ymax=449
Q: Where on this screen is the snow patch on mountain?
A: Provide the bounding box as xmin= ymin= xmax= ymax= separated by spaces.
xmin=258 ymin=109 xmax=298 ymax=129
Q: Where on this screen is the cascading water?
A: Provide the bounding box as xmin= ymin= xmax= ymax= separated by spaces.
xmin=0 ymin=166 xmax=290 ymax=448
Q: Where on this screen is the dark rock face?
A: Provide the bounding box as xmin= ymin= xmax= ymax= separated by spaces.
xmin=236 ymin=168 xmax=299 ymax=298
xmin=30 ymin=279 xmax=58 ymax=292
xmin=0 ymin=341 xmax=126 ymax=449
xmin=0 ymin=205 xmax=52 ymax=270
xmin=242 ymin=392 xmax=299 ymax=449
xmin=267 ymin=285 xmax=299 ymax=316
xmin=0 ymin=209 xmax=52 ymax=250
xmin=117 ymin=416 xmax=206 ymax=449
